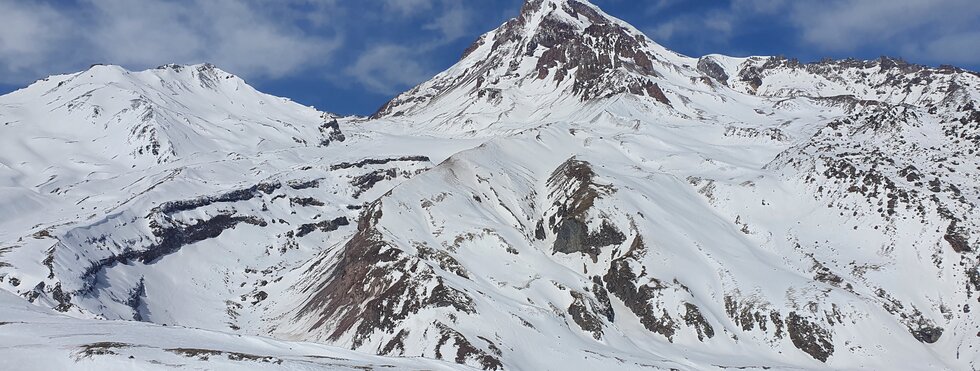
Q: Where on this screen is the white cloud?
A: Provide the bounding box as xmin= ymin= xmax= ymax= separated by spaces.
xmin=0 ymin=0 xmax=342 ymax=84
xmin=649 ymin=0 xmax=680 ymax=12
xmin=731 ymin=0 xmax=785 ymax=14
xmin=787 ymin=0 xmax=980 ymax=64
xmin=644 ymin=11 xmax=735 ymax=45
xmin=902 ymin=31 xmax=980 ymax=66
xmin=344 ymin=45 xmax=432 ymax=94
xmin=347 ymin=0 xmax=476 ymax=94
xmin=648 ymin=21 xmax=678 ymax=41
xmin=703 ymin=12 xmax=734 ymax=36
xmin=423 ymin=2 xmax=471 ymax=42
xmin=382 ymin=0 xmax=435 ymax=17
xmin=0 ymin=1 xmax=74 ymax=79
xmin=642 ymin=0 xmax=980 ymax=66
xmin=0 ymin=0 xmax=484 ymax=96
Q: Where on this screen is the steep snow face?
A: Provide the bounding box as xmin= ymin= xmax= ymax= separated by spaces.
xmin=2 ymin=0 xmax=980 ymax=370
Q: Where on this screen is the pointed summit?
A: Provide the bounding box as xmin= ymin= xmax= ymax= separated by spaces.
xmin=372 ymin=0 xmax=678 ymax=120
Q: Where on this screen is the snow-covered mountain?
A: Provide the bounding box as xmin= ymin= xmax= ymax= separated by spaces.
xmin=1 ymin=0 xmax=978 ymax=370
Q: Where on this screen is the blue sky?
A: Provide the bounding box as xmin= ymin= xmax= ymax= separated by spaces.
xmin=1 ymin=0 xmax=978 ymax=115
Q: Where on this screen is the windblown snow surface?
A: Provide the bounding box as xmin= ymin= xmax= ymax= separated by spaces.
xmin=2 ymin=0 xmax=979 ymax=370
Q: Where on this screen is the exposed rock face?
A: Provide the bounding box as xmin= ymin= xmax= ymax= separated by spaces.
xmin=552 ymin=218 xmax=627 ymax=257
xmin=554 ymin=218 xmax=589 ymax=255
xmin=329 ymin=156 xmax=431 ymax=172
xmin=318 ymin=119 xmax=346 ymax=147
xmin=911 ymin=326 xmax=944 ymax=344
xmin=786 ymin=312 xmax=834 ymax=362
xmin=433 ymin=323 xmax=503 ymax=370
xmin=125 ymin=278 xmax=147 ymax=321
xmin=294 ymin=202 xmax=498 ymax=368
xmin=697 ymin=56 xmax=729 ymax=85
xmin=604 ymin=271 xmax=678 ymax=341
xmin=526 ymin=1 xmax=669 ymax=101
xmin=602 ymin=237 xmax=678 ymax=342
xmin=143 ymin=214 xmax=267 ymax=264
xmin=682 ymin=303 xmax=714 ymax=341
xmin=568 ymin=290 xmax=605 ymax=339
xmin=738 ymin=63 xmax=764 ymax=92
xmin=945 ymin=221 xmax=973 ymax=253
xmin=546 ymin=158 xmax=625 ymax=259
xmin=299 ymin=203 xmax=458 ymax=343
xmin=295 ymin=217 xmax=349 ymax=238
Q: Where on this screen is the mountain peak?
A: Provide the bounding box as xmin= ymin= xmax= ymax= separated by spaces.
xmin=520 ymin=0 xmax=603 ymax=22
xmin=512 ymin=0 xmax=633 ymax=45
xmin=373 ymin=0 xmax=676 ymax=120
xmin=0 ymin=62 xmax=330 ymax=173
xmin=52 ymin=63 xmax=241 ymax=93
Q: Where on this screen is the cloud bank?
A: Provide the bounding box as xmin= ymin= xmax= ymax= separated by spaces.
xmin=0 ymin=0 xmax=343 ymax=84
xmin=643 ymin=0 xmax=980 ymax=65
xmin=0 ymin=0 xmax=499 ymax=95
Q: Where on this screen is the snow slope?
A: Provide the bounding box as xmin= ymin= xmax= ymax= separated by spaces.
xmin=0 ymin=289 xmax=470 ymax=370
xmin=1 ymin=0 xmax=979 ymax=370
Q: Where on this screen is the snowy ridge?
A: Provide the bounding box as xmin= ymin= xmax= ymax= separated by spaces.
xmin=0 ymin=63 xmax=334 ymax=189
xmin=1 ymin=0 xmax=979 ymax=370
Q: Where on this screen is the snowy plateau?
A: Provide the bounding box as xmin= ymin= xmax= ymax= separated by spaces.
xmin=1 ymin=0 xmax=979 ymax=370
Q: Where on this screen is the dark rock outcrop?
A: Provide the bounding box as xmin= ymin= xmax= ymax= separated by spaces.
xmin=289 ymin=197 xmax=324 ymax=207
xmin=546 ymin=158 xmax=625 ymax=259
xmin=944 ymin=220 xmax=972 ymax=253
xmin=434 ymin=322 xmax=503 ymax=370
xmin=602 ymin=237 xmax=678 ymax=341
xmin=568 ymin=291 xmax=605 ymax=339
xmin=295 ymin=217 xmax=350 ymax=238
xmin=553 ymin=218 xmax=588 ymax=255
xmin=126 ymin=278 xmax=147 ymax=321
xmin=910 ymin=326 xmax=944 ymax=344
xmin=350 ymin=169 xmax=398 ymax=198
xmin=697 ymin=57 xmax=729 ymax=85
xmin=330 ymin=156 xmax=430 ymax=171
xmin=683 ymin=303 xmax=715 ymax=341
xmin=318 ymin=119 xmax=346 ymax=147
xmin=553 ymin=219 xmax=626 ymax=258
xmin=786 ymin=312 xmax=834 ymax=362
